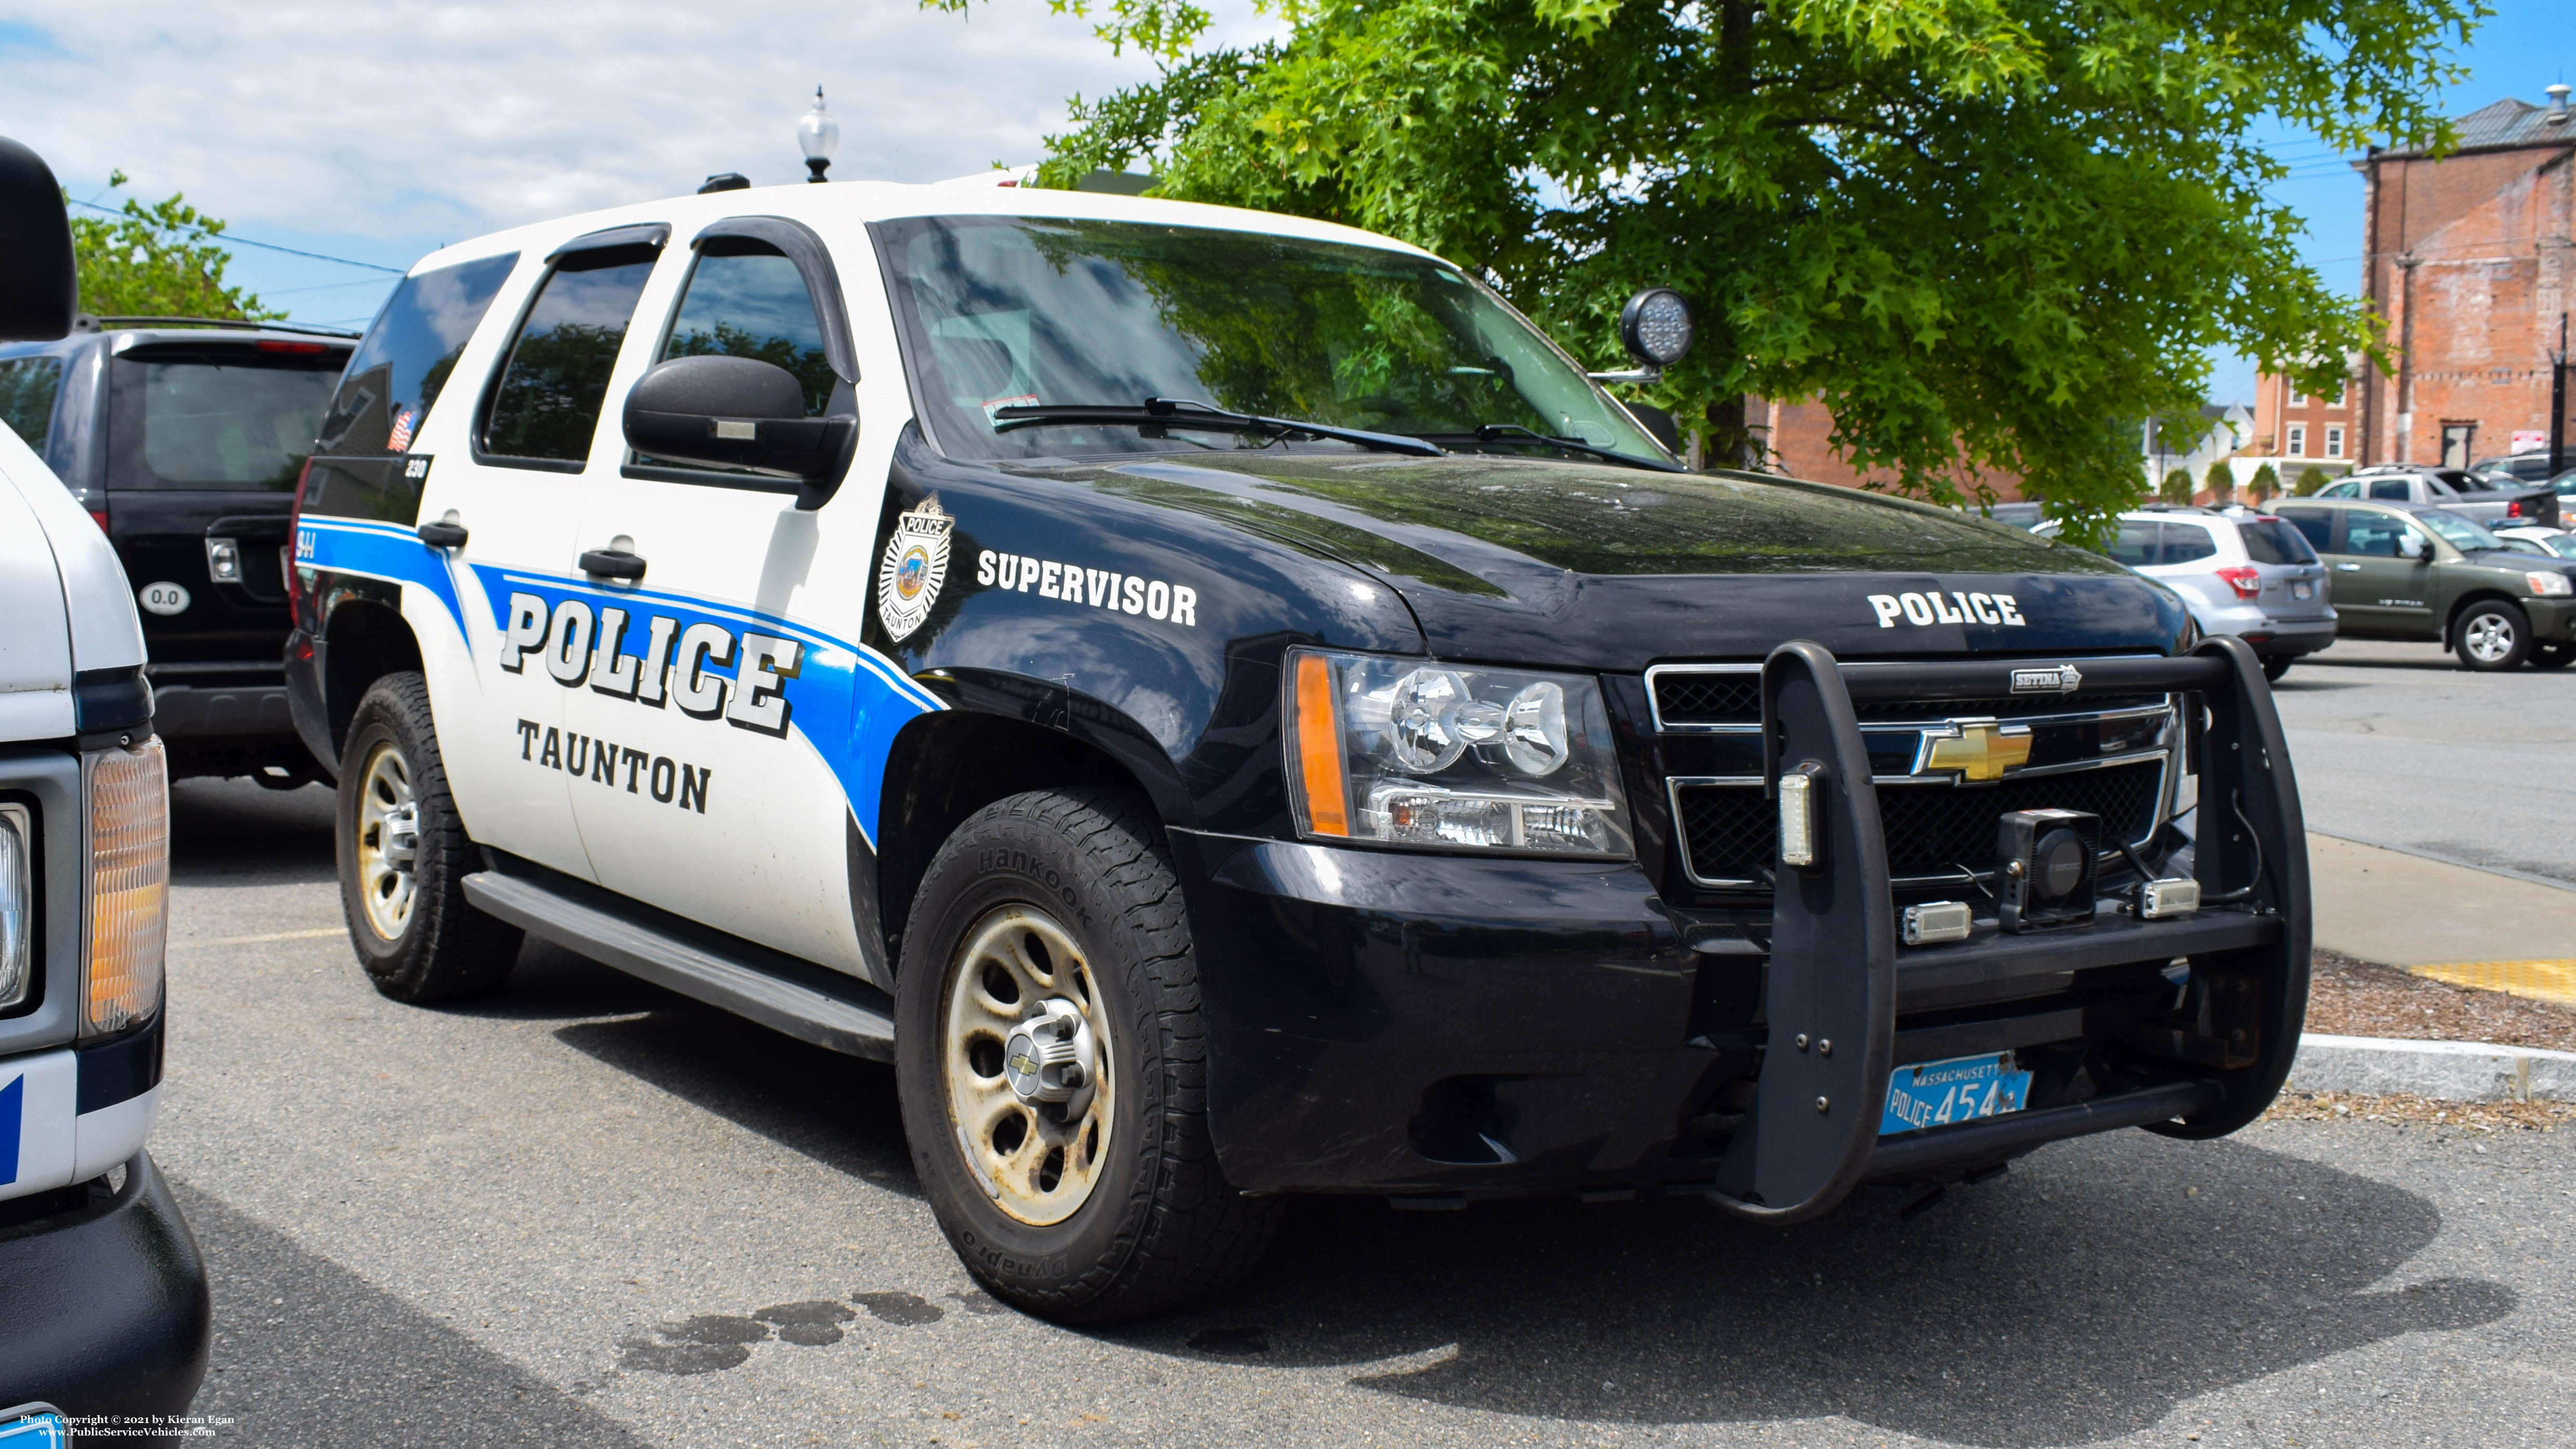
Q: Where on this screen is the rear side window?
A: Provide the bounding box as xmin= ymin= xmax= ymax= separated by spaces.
xmin=2105 ymin=520 xmax=2160 ymax=567
xmin=2160 ymin=523 xmax=2219 ymax=563
xmin=480 ymin=245 xmax=660 ymax=466
xmin=2278 ymin=512 xmax=2334 ymax=554
xmin=2369 ymin=477 xmax=2410 ymax=500
xmin=318 ymin=251 xmax=517 ymax=458
xmin=107 ymin=348 xmax=344 ymax=490
xmin=0 ymin=355 xmax=62 ymax=450
xmin=2238 ymin=519 xmax=2317 ymax=565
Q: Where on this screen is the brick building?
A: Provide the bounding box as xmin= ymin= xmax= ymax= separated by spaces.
xmin=2250 ymin=367 xmax=2358 ymax=472
xmin=2345 ymin=85 xmax=2574 ymax=468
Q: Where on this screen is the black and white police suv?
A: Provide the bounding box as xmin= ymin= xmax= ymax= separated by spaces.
xmin=285 ymin=175 xmax=2311 ymax=1322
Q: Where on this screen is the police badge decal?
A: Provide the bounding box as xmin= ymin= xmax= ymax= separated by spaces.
xmin=877 ymin=497 xmax=953 ymax=642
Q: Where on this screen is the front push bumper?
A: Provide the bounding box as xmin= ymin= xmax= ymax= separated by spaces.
xmin=1177 ymin=639 xmax=2308 ymax=1221
xmin=0 ymin=1152 xmax=213 ymax=1415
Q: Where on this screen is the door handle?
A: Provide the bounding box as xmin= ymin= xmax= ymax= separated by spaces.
xmin=580 ymin=548 xmax=647 ymax=581
xmin=2335 ymin=562 xmax=2361 ymax=571
xmin=416 ymin=520 xmax=468 ymax=549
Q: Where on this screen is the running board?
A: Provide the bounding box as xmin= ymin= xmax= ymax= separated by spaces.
xmin=461 ymin=868 xmax=896 ymax=1061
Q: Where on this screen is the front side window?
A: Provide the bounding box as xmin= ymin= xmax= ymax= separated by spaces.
xmin=2319 ymin=479 xmax=2360 ymax=498
xmin=481 ymin=244 xmax=660 ymax=465
xmin=2369 ymin=477 xmax=2410 ymax=500
xmin=0 ymin=355 xmax=63 ymax=450
xmin=2344 ymin=512 xmax=2419 ymax=557
xmin=318 ymin=252 xmax=517 ymax=457
xmin=877 ymin=216 xmax=1665 ymax=464
xmin=108 ymin=347 xmax=343 ymax=490
xmin=655 ymin=240 xmax=835 ymax=414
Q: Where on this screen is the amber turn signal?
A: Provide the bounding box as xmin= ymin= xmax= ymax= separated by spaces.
xmin=86 ymin=737 xmax=168 ymax=1035
xmin=1291 ymin=653 xmax=1350 ymax=838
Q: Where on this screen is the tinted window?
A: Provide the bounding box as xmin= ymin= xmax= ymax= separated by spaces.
xmin=2279 ymin=511 xmax=2334 ymax=553
xmin=109 ymin=353 xmax=341 ymax=490
xmin=0 ymin=355 xmax=62 ymax=450
xmin=2536 ymin=534 xmax=2576 ymax=560
xmin=656 ymin=241 xmax=834 ymax=415
xmin=2106 ymin=520 xmax=2160 ymax=567
xmin=2161 ymin=522 xmax=2219 ymax=563
xmin=2369 ymin=477 xmax=2411 ymax=500
xmin=318 ymin=252 xmax=518 ymax=457
xmin=481 ymin=245 xmax=659 ymax=464
xmin=2345 ymin=512 xmax=2415 ymax=557
xmin=2319 ymin=480 xmax=2360 ymax=498
xmin=2238 ymin=519 xmax=2316 ymax=565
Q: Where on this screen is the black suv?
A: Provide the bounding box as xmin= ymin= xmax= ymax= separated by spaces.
xmin=0 ymin=318 xmax=352 ymax=781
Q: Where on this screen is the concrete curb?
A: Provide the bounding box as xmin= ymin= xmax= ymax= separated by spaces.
xmin=2286 ymin=1032 xmax=2576 ymax=1102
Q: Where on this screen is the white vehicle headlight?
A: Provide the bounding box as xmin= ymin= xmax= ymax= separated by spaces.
xmin=2525 ymin=570 xmax=2572 ymax=597
xmin=0 ymin=803 xmax=30 ymax=1011
xmin=1285 ymin=650 xmax=1631 ymax=858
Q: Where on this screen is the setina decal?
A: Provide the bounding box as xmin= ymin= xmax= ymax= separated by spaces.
xmin=877 ymin=497 xmax=953 ymax=642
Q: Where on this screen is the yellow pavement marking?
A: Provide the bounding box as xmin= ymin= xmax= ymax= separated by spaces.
xmin=173 ymin=927 xmax=347 ymax=949
xmin=2407 ymin=959 xmax=2576 ymax=1009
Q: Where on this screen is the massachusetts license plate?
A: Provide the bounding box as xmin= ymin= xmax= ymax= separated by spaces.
xmin=2292 ymin=580 xmax=2315 ymax=600
xmin=1880 ymin=1051 xmax=2032 ymax=1135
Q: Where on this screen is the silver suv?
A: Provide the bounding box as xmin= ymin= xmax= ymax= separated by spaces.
xmin=2043 ymin=506 xmax=2336 ymax=678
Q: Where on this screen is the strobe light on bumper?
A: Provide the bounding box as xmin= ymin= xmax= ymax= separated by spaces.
xmin=1285 ymin=650 xmax=1631 ymax=857
xmin=1996 ymin=807 xmax=2097 ymax=933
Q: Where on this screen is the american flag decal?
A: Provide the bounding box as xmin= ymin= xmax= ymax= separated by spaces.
xmin=387 ymin=407 xmax=417 ymax=452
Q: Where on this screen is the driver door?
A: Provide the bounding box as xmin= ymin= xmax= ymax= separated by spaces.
xmin=2334 ymin=509 xmax=2438 ymax=637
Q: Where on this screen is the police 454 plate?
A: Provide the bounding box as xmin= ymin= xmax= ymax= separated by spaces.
xmin=1880 ymin=1050 xmax=2032 ymax=1136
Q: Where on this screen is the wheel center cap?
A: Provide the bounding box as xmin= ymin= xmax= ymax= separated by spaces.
xmin=1003 ymin=998 xmax=1097 ymax=1113
xmin=381 ymin=803 xmax=420 ymax=870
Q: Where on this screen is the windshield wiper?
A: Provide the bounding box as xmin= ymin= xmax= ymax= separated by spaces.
xmin=989 ymin=397 xmax=1447 ymax=459
xmin=1415 ymin=423 xmax=1687 ymax=473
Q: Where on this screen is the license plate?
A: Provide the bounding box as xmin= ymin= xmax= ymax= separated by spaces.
xmin=2292 ymin=580 xmax=2314 ymax=600
xmin=1880 ymin=1051 xmax=2032 ymax=1136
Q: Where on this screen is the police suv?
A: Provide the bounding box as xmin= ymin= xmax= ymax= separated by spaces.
xmin=286 ymin=176 xmax=2311 ymax=1322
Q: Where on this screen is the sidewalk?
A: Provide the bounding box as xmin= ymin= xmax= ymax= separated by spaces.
xmin=2307 ymin=832 xmax=2576 ymax=1007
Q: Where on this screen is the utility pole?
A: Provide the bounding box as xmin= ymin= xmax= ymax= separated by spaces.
xmin=2553 ymin=311 xmax=2568 ymax=481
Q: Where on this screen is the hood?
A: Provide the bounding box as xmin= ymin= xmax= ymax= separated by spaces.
xmin=1037 ymin=452 xmax=2184 ymax=670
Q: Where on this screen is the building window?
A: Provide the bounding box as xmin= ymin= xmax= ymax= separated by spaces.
xmin=2325 ymin=426 xmax=2344 ymax=458
xmin=2332 ymin=379 xmax=2348 ymax=407
xmin=2288 ymin=424 xmax=2307 ymax=457
xmin=2289 ymin=388 xmax=2307 ymax=407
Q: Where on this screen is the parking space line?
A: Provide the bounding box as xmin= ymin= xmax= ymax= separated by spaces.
xmin=2409 ymin=959 xmax=2576 ymax=1009
xmin=173 ymin=927 xmax=348 ymax=949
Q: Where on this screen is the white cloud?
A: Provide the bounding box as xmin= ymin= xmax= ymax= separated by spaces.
xmin=0 ymin=0 xmax=1240 ymax=249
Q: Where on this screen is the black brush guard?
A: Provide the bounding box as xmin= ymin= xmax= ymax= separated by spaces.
xmin=1707 ymin=636 xmax=2310 ymax=1221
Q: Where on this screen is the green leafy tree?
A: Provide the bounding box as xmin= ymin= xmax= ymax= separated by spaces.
xmin=2161 ymin=468 xmax=2193 ymax=505
xmin=2247 ymin=462 xmax=2279 ymax=502
xmin=66 ymin=171 xmax=278 ymax=321
xmin=2296 ymin=465 xmax=2332 ymax=496
xmin=960 ymin=0 xmax=2476 ymax=541
xmin=2204 ymin=458 xmax=2234 ymax=504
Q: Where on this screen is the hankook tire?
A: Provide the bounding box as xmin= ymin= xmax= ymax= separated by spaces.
xmin=336 ymin=671 xmax=523 ymax=1002
xmin=895 ymin=788 xmax=1281 ymax=1323
xmin=2454 ymin=600 xmax=2532 ymax=671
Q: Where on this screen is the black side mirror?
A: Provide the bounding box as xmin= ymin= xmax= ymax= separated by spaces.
xmin=621 ymin=354 xmax=857 ymax=510
xmin=0 ymin=136 xmax=77 ymax=342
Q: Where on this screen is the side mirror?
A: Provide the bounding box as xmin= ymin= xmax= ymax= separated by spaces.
xmin=621 ymin=354 xmax=856 ymax=511
xmin=0 ymin=136 xmax=78 ymax=342
xmin=2397 ymin=529 xmax=2427 ymax=560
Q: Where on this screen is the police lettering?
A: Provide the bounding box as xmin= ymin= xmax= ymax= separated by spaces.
xmin=499 ymin=592 xmax=803 ymax=737
xmin=971 ymin=551 xmax=1198 ymax=626
xmin=1867 ymin=591 xmax=2024 ymax=629
xmin=515 ymin=720 xmax=712 ymax=812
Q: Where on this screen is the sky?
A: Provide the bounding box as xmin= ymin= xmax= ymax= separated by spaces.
xmin=0 ymin=1 xmax=2561 ymax=389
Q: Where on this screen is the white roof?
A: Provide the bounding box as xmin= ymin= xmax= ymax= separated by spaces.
xmin=408 ymin=176 xmax=1442 ymax=277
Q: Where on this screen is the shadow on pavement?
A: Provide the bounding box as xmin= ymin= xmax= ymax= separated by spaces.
xmin=169 ymin=779 xmax=335 ymax=886
xmin=1112 ymin=1132 xmax=2509 ymax=1448
xmin=170 ymin=1177 xmax=646 ymax=1447
xmin=552 ymin=1000 xmax=919 ymax=1194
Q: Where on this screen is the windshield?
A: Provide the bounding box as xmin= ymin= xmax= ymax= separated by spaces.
xmin=2416 ymin=510 xmax=2502 ymax=552
xmin=2517 ymin=532 xmax=2576 ymax=559
xmin=875 ymin=216 xmax=1665 ymax=463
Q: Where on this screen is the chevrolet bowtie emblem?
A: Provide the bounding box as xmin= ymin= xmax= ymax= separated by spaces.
xmin=1917 ymin=719 xmax=2033 ymax=782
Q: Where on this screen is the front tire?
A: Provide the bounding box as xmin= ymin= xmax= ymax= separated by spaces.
xmin=896 ymin=788 xmax=1281 ymax=1323
xmin=2260 ymin=655 xmax=2292 ymax=682
xmin=336 ymin=672 xmax=522 ymax=1002
xmin=2455 ymin=601 xmax=2532 ymax=671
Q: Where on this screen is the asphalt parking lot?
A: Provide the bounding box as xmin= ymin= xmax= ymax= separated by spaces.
xmin=152 ymin=652 xmax=2574 ymax=1448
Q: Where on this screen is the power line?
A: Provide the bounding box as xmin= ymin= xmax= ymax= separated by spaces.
xmin=65 ymin=198 xmax=405 ymax=274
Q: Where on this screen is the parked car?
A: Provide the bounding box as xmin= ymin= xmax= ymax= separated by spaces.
xmin=2491 ymin=525 xmax=2576 ymax=560
xmin=2471 ymin=451 xmax=2573 ymax=487
xmin=2309 ymin=463 xmax=2559 ymax=528
xmin=2037 ymin=505 xmax=2334 ymax=679
xmin=0 ymin=317 xmax=353 ymax=782
xmin=0 ymin=134 xmax=210 ymax=1432
xmin=2271 ymin=498 xmax=2576 ymax=670
xmin=1976 ymin=501 xmax=2044 ymax=529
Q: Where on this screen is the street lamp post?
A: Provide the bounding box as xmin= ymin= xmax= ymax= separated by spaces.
xmin=799 ymin=87 xmax=839 ymax=183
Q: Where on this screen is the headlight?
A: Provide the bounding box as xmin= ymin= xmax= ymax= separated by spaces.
xmin=0 ymin=803 xmax=30 ymax=1011
xmin=84 ymin=737 xmax=168 ymax=1036
xmin=1284 ymin=649 xmax=1632 ymax=858
xmin=2526 ymin=570 xmax=2572 ymax=597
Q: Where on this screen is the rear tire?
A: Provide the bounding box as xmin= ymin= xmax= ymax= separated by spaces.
xmin=2533 ymin=642 xmax=2576 ymax=670
xmin=2455 ymin=601 xmax=2532 ymax=671
xmin=895 ymin=788 xmax=1281 ymax=1323
xmin=335 ymin=672 xmax=521 ymax=1002
xmin=2260 ymin=655 xmax=2292 ymax=682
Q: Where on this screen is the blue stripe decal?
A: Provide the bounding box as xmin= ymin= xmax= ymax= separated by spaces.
xmin=466 ymin=565 xmax=941 ymax=847
xmin=296 ymin=517 xmax=470 ymax=642
xmin=0 ymin=1073 xmax=20 ymax=1186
